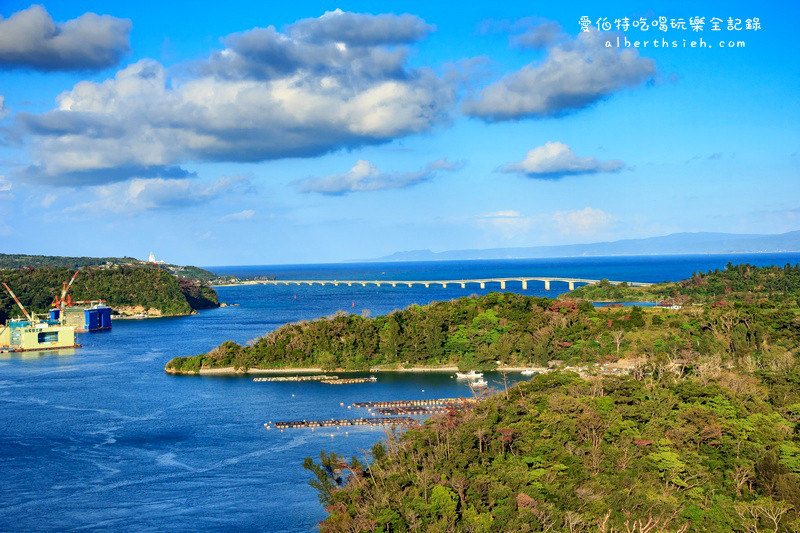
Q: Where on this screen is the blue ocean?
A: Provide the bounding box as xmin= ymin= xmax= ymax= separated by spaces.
xmin=1 ymin=254 xmax=798 ymax=531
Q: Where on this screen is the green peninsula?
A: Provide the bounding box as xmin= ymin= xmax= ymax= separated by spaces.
xmin=0 ymin=265 xmax=219 ymax=322
xmin=166 ymin=264 xmax=800 ymax=375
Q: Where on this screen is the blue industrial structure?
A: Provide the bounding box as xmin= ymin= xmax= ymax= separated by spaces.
xmin=49 ymin=305 xmax=112 ymax=332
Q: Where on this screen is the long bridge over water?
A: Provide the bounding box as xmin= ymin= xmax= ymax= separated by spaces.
xmin=250 ymin=277 xmax=652 ymax=292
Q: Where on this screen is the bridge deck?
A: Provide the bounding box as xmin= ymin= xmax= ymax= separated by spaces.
xmin=247 ymin=277 xmax=652 ymax=290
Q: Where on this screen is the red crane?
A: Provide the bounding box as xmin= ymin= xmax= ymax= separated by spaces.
xmin=50 ymin=270 xmax=79 ymax=315
xmin=2 ymin=282 xmax=34 ymax=322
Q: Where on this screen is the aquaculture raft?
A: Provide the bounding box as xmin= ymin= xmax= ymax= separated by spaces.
xmin=351 ymin=398 xmax=477 ymax=409
xmin=321 ymin=376 xmax=377 ymax=385
xmin=375 ymin=406 xmax=451 ymax=415
xmin=253 ymin=375 xmax=338 ymax=382
xmin=265 ymin=417 xmax=416 ymax=430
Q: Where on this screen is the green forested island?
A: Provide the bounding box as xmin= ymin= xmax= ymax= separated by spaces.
xmin=0 ymin=265 xmax=219 ymax=322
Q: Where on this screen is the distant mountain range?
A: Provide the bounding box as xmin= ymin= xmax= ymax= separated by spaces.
xmin=370 ymin=231 xmax=800 ymax=262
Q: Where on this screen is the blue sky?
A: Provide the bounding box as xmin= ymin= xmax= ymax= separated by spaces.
xmin=0 ymin=1 xmax=797 ymax=265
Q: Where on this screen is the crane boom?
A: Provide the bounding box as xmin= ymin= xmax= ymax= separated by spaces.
xmin=59 ymin=270 xmax=80 ymax=315
xmin=2 ymin=282 xmax=34 ymax=322
xmin=61 ymin=270 xmax=79 ymax=301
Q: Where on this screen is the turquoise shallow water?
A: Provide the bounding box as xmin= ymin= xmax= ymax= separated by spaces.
xmin=1 ymin=254 xmax=798 ymax=531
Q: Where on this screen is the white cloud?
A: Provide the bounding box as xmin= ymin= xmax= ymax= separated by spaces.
xmin=477 ymin=206 xmax=617 ymax=240
xmin=0 ymin=95 xmax=8 ymax=118
xmin=500 ymin=142 xmax=624 ymax=179
xmin=477 ymin=210 xmax=533 ymax=239
xmin=551 ymin=207 xmax=616 ymax=237
xmin=41 ymin=193 xmax=57 ymax=207
xmin=464 ymin=29 xmax=654 ymax=121
xmin=299 ymin=158 xmax=463 ymax=195
xmin=67 ymin=175 xmax=251 ymax=214
xmin=510 ymin=20 xmax=563 ymax=50
xmin=0 ymin=175 xmax=11 ymax=192
xmin=0 ymin=5 xmax=130 ymax=71
xmin=17 ymin=10 xmax=454 ymax=186
xmin=219 ymin=209 xmax=255 ymax=222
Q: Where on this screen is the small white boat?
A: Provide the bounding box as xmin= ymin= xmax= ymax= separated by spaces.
xmin=521 ymin=369 xmax=537 ymax=376
xmin=472 ymin=379 xmax=488 ymax=387
xmin=455 ymin=370 xmax=484 ymax=380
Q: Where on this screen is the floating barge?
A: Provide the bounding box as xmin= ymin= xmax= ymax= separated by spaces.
xmin=321 ymin=376 xmax=377 ymax=385
xmin=0 ymin=318 xmax=80 ymax=352
xmin=265 ymin=416 xmax=416 ymax=430
xmin=253 ymin=375 xmax=338 ymax=382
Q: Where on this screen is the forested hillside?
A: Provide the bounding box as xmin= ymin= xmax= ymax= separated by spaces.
xmin=308 ymin=372 xmax=800 ymax=532
xmin=0 ymin=266 xmax=218 ymax=322
xmin=0 ymin=253 xmax=138 ymax=269
xmin=567 ymin=262 xmax=800 ymax=304
xmin=0 ymin=252 xmax=220 ymax=282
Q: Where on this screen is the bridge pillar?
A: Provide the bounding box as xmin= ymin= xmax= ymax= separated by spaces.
xmin=522 ymin=280 xmax=527 ymax=290
xmin=441 ymin=283 xmax=447 ymax=288
xmin=406 ymin=283 xmax=413 ymax=288
xmin=568 ymin=281 xmax=575 ymax=291
xmin=391 ymin=283 xmax=396 ymax=288
xmin=360 ymin=282 xmax=366 ymax=287
xmin=376 ymin=282 xmax=382 ymax=287
xmin=460 ymin=283 xmax=466 ymax=289
xmin=424 ymin=283 xmax=430 ymax=288
xmin=544 ymin=280 xmax=551 ymax=291
xmin=480 ymin=282 xmax=485 ymax=289
xmin=500 ymin=281 xmax=506 ymax=289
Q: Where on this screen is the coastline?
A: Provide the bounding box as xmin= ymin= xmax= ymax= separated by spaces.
xmin=166 ymin=365 xmax=549 ymax=376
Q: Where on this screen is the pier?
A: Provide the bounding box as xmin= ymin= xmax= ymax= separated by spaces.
xmin=250 ymin=276 xmax=651 ymax=292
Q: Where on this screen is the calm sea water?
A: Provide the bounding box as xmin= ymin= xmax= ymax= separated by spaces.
xmin=1 ymin=254 xmax=798 ymax=531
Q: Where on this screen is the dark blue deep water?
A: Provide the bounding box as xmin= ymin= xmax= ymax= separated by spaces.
xmin=2 ymin=254 xmax=798 ymax=531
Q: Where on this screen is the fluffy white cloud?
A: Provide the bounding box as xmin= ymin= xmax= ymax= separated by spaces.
xmin=0 ymin=95 xmax=7 ymax=118
xmin=219 ymin=209 xmax=255 ymax=222
xmin=0 ymin=5 xmax=130 ymax=71
xmin=500 ymin=142 xmax=624 ymax=179
xmin=299 ymin=158 xmax=463 ymax=195
xmin=551 ymin=207 xmax=616 ymax=237
xmin=18 ymin=10 xmax=454 ymax=186
xmin=465 ymin=29 xmax=654 ymax=121
xmin=67 ymin=176 xmax=251 ymax=213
